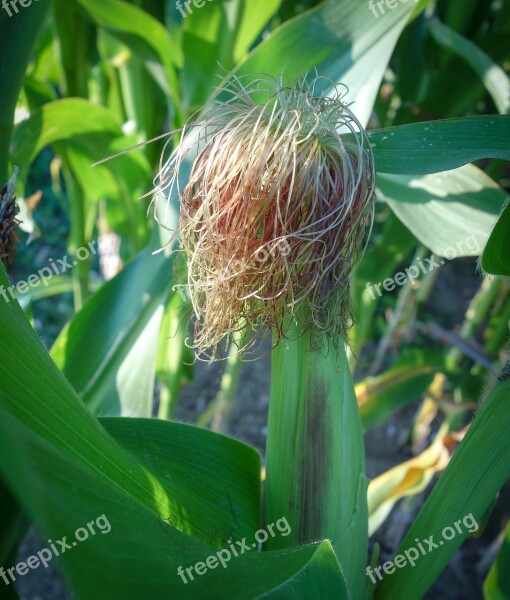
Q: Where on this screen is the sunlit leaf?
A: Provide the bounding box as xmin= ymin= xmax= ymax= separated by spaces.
xmin=378 ymin=164 xmax=508 ymax=257
xmin=429 ymin=18 xmax=510 ymax=115
xmin=368 ymin=116 xmax=510 ymax=175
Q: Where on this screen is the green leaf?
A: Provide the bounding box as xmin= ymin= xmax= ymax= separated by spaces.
xmin=484 ymin=522 xmax=510 ymax=600
xmin=409 ymin=0 xmax=434 ymax=23
xmin=28 ymin=20 xmax=61 ymax=87
xmin=15 ymin=275 xmax=76 ymax=310
xmin=357 ymin=349 xmax=444 ymax=430
xmin=65 ymin=137 xmax=152 ymax=253
xmin=481 ymin=201 xmax=510 ymax=277
xmin=0 ymin=264 xmax=348 ymax=599
xmin=156 ymin=291 xmax=192 ymax=420
xmin=71 ymin=0 xmax=182 ymax=110
xmin=444 ymin=0 xmax=480 ymax=34
xmin=53 ymin=0 xmax=97 ymax=98
xmin=181 ymin=0 xmax=281 ymax=109
xmin=232 ymin=0 xmax=282 ymax=63
xmin=51 ymin=240 xmax=174 ymax=417
xmin=0 ymin=269 xmax=348 ymax=597
xmin=0 ymin=0 xmax=52 ymax=182
xmin=0 ymin=261 xmax=243 ymax=597
xmin=429 ymin=18 xmax=510 ymax=115
xmin=101 ymin=416 xmax=261 ymax=549
xmin=11 ymin=98 xmax=122 ymax=170
xmin=23 ymin=75 xmax=58 ymax=109
xmin=0 ymin=477 xmax=27 ymax=569
xmin=375 ymin=373 xmax=510 ymax=600
xmin=255 ymin=541 xmax=349 ymax=600
xmin=377 ymin=164 xmax=508 ymax=257
xmin=368 ymin=116 xmax=510 ymax=175
xmin=231 ymin=0 xmax=419 ymax=126
xmin=0 ymin=395 xmax=346 ymax=599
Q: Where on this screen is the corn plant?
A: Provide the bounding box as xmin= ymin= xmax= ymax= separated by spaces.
xmin=0 ymin=1 xmax=509 ymax=599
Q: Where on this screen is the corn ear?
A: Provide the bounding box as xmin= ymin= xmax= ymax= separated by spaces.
xmin=264 ymin=321 xmax=368 ymax=600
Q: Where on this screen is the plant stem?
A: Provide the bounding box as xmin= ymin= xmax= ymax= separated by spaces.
xmin=485 ymin=288 xmax=510 ymax=359
xmin=264 ymin=319 xmax=368 ymax=600
xmin=60 ymin=162 xmax=90 ymax=310
xmin=54 ymin=0 xmax=95 ymax=99
xmin=157 ymin=293 xmax=189 ymax=421
xmin=196 ymin=329 xmax=245 ymax=432
xmin=447 ymin=276 xmax=503 ymax=369
xmin=53 ymin=3 xmax=96 ymax=309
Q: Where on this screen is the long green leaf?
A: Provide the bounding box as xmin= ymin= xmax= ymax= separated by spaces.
xmin=230 ymin=0 xmax=419 ymax=126
xmin=65 ymin=137 xmax=152 ymax=253
xmin=0 ymin=477 xmax=27 ymax=569
xmin=11 ymin=98 xmax=121 ymax=169
xmin=368 ymin=116 xmax=510 ymax=175
xmin=15 ymin=275 xmax=77 ymax=309
xmin=101 ymin=417 xmax=261 ymax=548
xmin=429 ymin=18 xmax=510 ymax=115
xmin=181 ymin=0 xmax=281 ymax=109
xmin=0 ymin=260 xmax=350 ymax=598
xmin=156 ymin=291 xmax=192 ymax=420
xmin=0 ymin=1 xmax=52 ymax=182
xmin=71 ymin=0 xmax=181 ymax=112
xmin=358 ymin=349 xmax=444 ymax=430
xmin=51 ymin=240 xmax=173 ymax=417
xmin=378 ymin=164 xmax=508 ymax=257
xmin=53 ymin=0 xmax=96 ymax=98
xmin=232 ymin=0 xmax=282 ymax=63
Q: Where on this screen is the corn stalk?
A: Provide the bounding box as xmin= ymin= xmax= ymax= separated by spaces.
xmin=264 ymin=318 xmax=368 ymax=600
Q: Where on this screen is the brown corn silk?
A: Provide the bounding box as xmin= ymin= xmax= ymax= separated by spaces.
xmin=154 ymin=76 xmax=375 ymax=359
